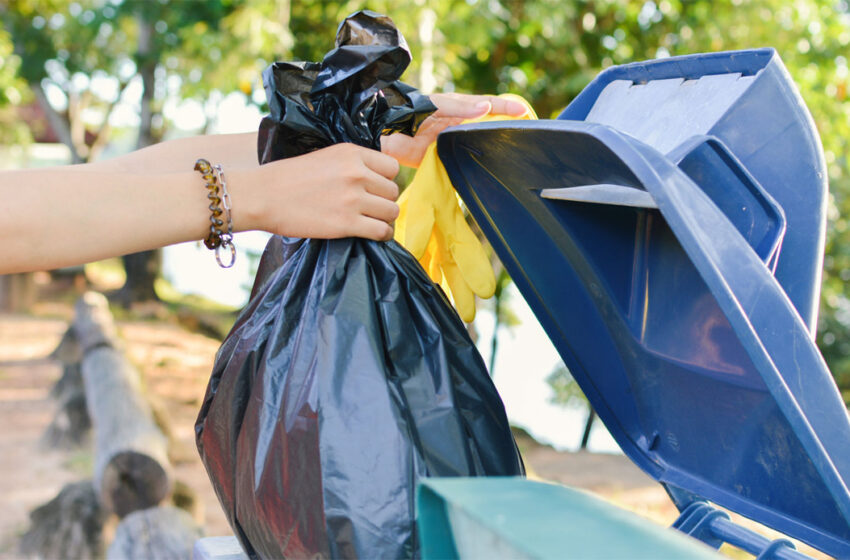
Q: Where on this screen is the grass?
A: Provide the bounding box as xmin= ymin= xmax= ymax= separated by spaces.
xmin=84 ymin=258 xmax=126 ymax=291
xmin=83 ymin=258 xmax=239 ymax=339
xmin=153 ymin=277 xmax=239 ymax=315
xmin=62 ymin=450 xmax=94 ymax=477
xmin=152 ymin=277 xmax=240 ymax=340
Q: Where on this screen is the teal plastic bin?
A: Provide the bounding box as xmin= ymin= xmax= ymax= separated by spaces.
xmin=418 ymin=478 xmax=723 ymax=559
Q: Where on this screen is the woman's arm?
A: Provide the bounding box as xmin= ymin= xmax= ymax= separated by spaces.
xmin=84 ymin=93 xmax=528 ymax=174
xmin=3 ymin=142 xmax=400 ymax=274
xmin=0 ymin=93 xmax=527 ymax=275
xmin=85 ymin=132 xmax=260 ymax=176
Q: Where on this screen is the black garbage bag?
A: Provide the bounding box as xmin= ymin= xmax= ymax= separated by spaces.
xmin=195 ymin=10 xmax=523 ymax=560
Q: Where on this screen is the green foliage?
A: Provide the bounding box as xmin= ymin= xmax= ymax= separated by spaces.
xmin=149 ymin=0 xmax=290 ymax=102
xmin=547 ymin=364 xmax=587 ymax=407
xmin=4 ymin=0 xmax=850 ymax=395
xmin=1 ymin=0 xmax=288 ymax=149
xmin=0 ymin=27 xmax=30 ymax=144
xmin=423 ymin=0 xmax=850 ymax=399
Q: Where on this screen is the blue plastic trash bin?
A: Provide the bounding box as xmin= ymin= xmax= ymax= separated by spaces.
xmin=426 ymin=48 xmax=850 ymax=559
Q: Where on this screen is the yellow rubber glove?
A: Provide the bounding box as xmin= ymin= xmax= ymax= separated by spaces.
xmin=396 ymin=94 xmax=537 ymax=322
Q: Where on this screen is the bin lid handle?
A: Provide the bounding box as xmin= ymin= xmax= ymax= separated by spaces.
xmin=540 ymin=184 xmax=658 ymax=209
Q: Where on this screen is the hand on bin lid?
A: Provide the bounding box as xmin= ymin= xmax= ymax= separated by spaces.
xmin=395 ymin=93 xmax=537 ymax=322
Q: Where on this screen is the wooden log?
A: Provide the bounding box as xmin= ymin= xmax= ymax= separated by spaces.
xmin=74 ymin=292 xmax=172 ymax=517
xmin=50 ymin=325 xmax=83 ymax=364
xmin=50 ymin=360 xmax=85 ymax=401
xmin=72 ymin=291 xmax=119 ymax=352
xmin=45 ymin=321 xmax=91 ymax=447
xmin=50 ymin=326 xmax=85 ymax=401
xmin=106 ymin=506 xmax=202 ymax=560
xmin=83 ymin=345 xmax=172 ymax=517
xmin=19 ymin=480 xmax=106 ymax=560
xmin=43 ymin=388 xmax=91 ymax=448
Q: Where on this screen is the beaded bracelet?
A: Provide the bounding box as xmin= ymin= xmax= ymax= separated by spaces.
xmin=194 ymin=158 xmax=237 ymax=268
xmin=213 ymin=164 xmax=236 ymax=268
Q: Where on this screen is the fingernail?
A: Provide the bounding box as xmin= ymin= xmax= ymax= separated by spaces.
xmin=474 ymin=101 xmax=491 ymax=112
xmin=509 ymin=101 xmax=527 ymax=115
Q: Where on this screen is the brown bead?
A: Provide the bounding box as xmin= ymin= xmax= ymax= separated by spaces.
xmin=194 ymin=159 xmax=212 ymax=173
xmin=196 ymin=158 xmax=233 ymax=256
xmin=203 ymin=227 xmax=221 ymax=248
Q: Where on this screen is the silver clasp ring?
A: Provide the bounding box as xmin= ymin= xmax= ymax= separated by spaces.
xmin=215 ymin=238 xmax=237 ymax=269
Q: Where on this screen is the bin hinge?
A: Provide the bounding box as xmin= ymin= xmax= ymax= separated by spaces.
xmin=671 ymin=501 xmax=814 ymax=560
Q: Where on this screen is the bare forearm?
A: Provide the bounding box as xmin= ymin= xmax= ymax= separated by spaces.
xmin=88 ymin=132 xmax=259 ymax=175
xmin=1 ymin=141 xmax=402 ymax=274
xmin=1 ymin=133 xmax=263 ymax=274
xmin=0 ymin=94 xmax=527 ymax=274
xmin=2 ymin=166 xmax=236 ymax=273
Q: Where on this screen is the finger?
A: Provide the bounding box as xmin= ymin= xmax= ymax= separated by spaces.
xmin=429 ymin=93 xmax=491 ymax=119
xmin=429 ymin=93 xmax=528 ymax=119
xmin=362 ymin=173 xmax=400 ymax=201
xmin=416 ymin=116 xmax=465 ymax=138
xmin=486 ymin=95 xmax=530 ymax=117
xmin=353 ymin=215 xmax=395 ymax=242
xmin=359 ymin=147 xmax=400 ymax=180
xmin=360 ymin=194 xmax=400 ymax=224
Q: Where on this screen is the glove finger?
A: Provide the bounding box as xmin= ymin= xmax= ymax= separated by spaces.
xmin=433 ymin=227 xmax=477 ymax=322
xmin=417 ymin=233 xmax=442 ymax=285
xmin=425 ymin=233 xmax=443 ymax=284
xmin=446 ymin=208 xmax=497 ymax=298
xmin=393 ymin=189 xmax=410 ymax=245
xmin=426 ymin=158 xmax=496 ymax=296
xmin=404 ymin=198 xmax=435 ymax=258
xmin=442 ymin=259 xmax=476 ymax=323
xmin=398 ymin=146 xmax=440 ymax=258
xmin=440 ymin=94 xmax=533 ymax=296
xmin=397 ymin=186 xmax=435 ymax=258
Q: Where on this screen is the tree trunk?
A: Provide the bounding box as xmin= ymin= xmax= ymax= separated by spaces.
xmin=118 ymin=10 xmax=162 ymax=305
xmin=106 ymin=506 xmax=203 ymax=560
xmin=580 ymin=408 xmax=596 ymax=451
xmin=31 ymin=81 xmax=84 ymax=164
xmin=135 ymin=13 xmax=157 ymax=152
xmin=0 ymin=273 xmax=37 ymax=313
xmin=117 ymin=250 xmax=161 ymax=306
xmin=74 ymin=292 xmax=172 ymax=517
xmin=416 ymin=3 xmax=437 ymax=93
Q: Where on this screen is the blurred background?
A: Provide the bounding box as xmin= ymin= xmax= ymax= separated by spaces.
xmin=0 ymin=1 xmax=847 ymax=558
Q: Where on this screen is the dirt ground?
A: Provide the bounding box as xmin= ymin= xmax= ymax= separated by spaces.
xmin=0 ymin=307 xmax=830 ymax=559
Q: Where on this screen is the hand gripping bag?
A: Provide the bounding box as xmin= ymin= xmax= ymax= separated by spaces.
xmin=195 ymin=11 xmax=523 ymax=560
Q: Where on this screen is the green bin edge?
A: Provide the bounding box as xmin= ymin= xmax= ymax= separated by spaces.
xmin=417 ymin=477 xmax=724 ymax=559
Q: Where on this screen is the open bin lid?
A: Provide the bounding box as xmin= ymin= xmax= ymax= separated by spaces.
xmin=437 ymin=49 xmax=850 ymax=557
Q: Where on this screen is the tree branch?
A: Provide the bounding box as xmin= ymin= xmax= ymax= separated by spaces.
xmin=68 ymin=88 xmax=87 ymax=159
xmin=89 ymin=79 xmax=132 ymax=161
xmin=31 ymin=80 xmax=83 ymax=164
